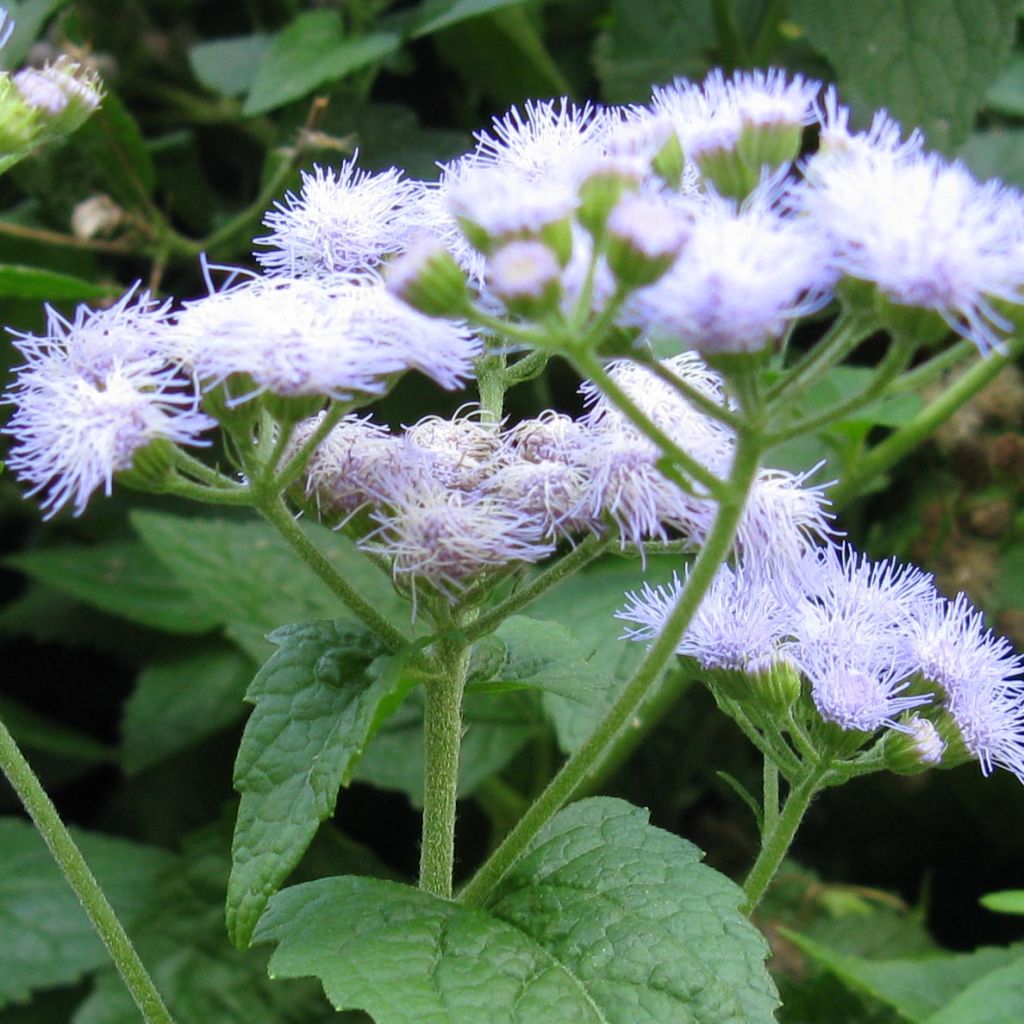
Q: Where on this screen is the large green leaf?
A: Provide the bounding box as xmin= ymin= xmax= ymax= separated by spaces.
xmin=188 ymin=33 xmax=271 ymax=98
xmin=786 ymin=929 xmax=1024 ymax=1022
xmin=5 ymin=541 xmax=221 ymax=635
xmin=594 ymin=0 xmax=714 ymax=104
xmin=121 ymin=645 xmax=256 ymax=775
xmin=0 ymin=819 xmax=174 ymax=1009
xmin=227 ymin=620 xmax=409 ymax=948
xmin=789 ymin=0 xmax=1018 ymax=151
xmin=959 ymin=128 xmax=1024 ymax=188
xmin=923 ymin=954 xmax=1024 ymax=1024
xmin=410 ymin=0 xmax=529 ymax=39
xmin=243 ymin=11 xmax=399 ymax=116
xmin=255 ymin=797 xmax=778 ymax=1023
xmin=130 ymin=511 xmax=410 ymax=659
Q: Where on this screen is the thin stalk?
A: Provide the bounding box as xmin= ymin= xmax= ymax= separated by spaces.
xmin=419 ymin=635 xmax=471 ymax=898
xmin=0 ymin=717 xmax=175 ymax=1024
xmin=571 ymin=348 xmax=728 ymax=500
xmin=762 ymin=759 xmax=780 ymax=837
xmin=476 ymin=353 xmax=508 ymax=422
xmin=641 ymin=357 xmax=743 ymax=431
xmin=459 ymin=429 xmax=763 ymax=906
xmin=711 ymin=0 xmax=747 ymax=65
xmin=161 ymin=475 xmax=253 ymax=506
xmin=750 ymin=0 xmax=785 ymax=64
xmin=274 ymin=402 xmax=349 ymax=493
xmin=767 ymin=311 xmax=877 ymax=406
xmin=890 ymin=337 xmax=976 ymax=393
xmin=259 ymin=496 xmax=409 ymax=652
xmin=830 ymin=332 xmax=1024 ymax=510
xmin=171 ymin=449 xmax=244 ymax=490
xmin=463 ymin=533 xmax=614 ymax=642
xmin=742 ymin=765 xmax=831 ymax=914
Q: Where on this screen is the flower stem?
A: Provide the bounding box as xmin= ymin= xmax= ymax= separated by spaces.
xmin=830 ymin=332 xmax=1024 ymax=510
xmin=741 ymin=765 xmax=830 ymax=914
xmin=258 ymin=496 xmax=409 ymax=652
xmin=0 ymin=716 xmax=176 ymax=1024
xmin=419 ymin=634 xmax=471 ymax=898
xmin=459 ymin=428 xmax=763 ymax=906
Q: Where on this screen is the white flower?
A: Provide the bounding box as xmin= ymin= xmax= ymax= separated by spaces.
xmin=254 ymin=157 xmax=420 ymax=277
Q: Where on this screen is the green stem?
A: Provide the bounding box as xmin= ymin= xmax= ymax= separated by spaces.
xmin=762 ymin=759 xmax=780 ymax=837
xmin=891 ymin=338 xmax=975 ymax=393
xmin=274 ymin=402 xmax=350 ymax=493
xmin=463 ymin=533 xmax=614 ymax=642
xmin=571 ymin=348 xmax=728 ymax=500
xmin=742 ymin=766 xmax=830 ymax=914
xmin=161 ymin=475 xmax=254 ymax=506
xmin=750 ymin=0 xmax=785 ymax=64
xmin=711 ymin=0 xmax=747 ymax=65
xmin=641 ymin=357 xmax=743 ymax=431
xmin=505 ymin=349 xmax=551 ymax=386
xmin=258 ymin=496 xmax=409 ymax=652
xmin=830 ymin=332 xmax=1024 ymax=510
xmin=0 ymin=717 xmax=175 ymax=1024
xmin=419 ymin=635 xmax=471 ymax=898
xmin=171 ymin=449 xmax=244 ymax=490
xmin=476 ymin=353 xmax=508 ymax=422
xmin=459 ymin=428 xmax=763 ymax=906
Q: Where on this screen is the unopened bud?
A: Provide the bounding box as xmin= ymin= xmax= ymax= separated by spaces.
xmin=577 ymin=160 xmax=643 ymax=237
xmin=883 ymin=715 xmax=946 ymax=774
xmin=488 ymin=240 xmax=562 ymax=319
xmin=387 ymin=239 xmax=471 ymax=318
xmin=605 ymin=194 xmax=689 ymax=288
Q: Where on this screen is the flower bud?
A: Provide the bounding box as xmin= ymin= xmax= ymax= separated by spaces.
xmin=882 ymin=715 xmax=947 ymax=774
xmin=387 ymin=239 xmax=471 ymax=318
xmin=577 ymin=161 xmax=643 ymax=237
xmin=487 ymin=240 xmax=562 ymax=319
xmin=605 ymin=194 xmax=689 ymax=288
xmin=14 ymin=59 xmax=102 ymax=140
xmin=115 ymin=437 xmax=177 ymax=493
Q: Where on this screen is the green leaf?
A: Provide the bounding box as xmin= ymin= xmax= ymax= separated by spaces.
xmin=530 ymin=556 xmax=678 ymax=752
xmin=188 ymin=33 xmax=271 ymax=98
xmin=0 ymin=265 xmax=115 ymax=300
xmin=5 ymin=541 xmax=222 ymax=635
xmin=130 ymin=511 xmax=409 ymax=659
xmin=410 ymin=0 xmax=529 ymax=38
xmin=121 ymin=645 xmax=256 ymax=775
xmin=72 ymin=824 xmax=330 ymax=1024
xmin=351 ymin=687 xmax=543 ymax=805
xmin=594 ymin=0 xmax=714 ymax=104
xmin=789 ymin=0 xmax=1018 ymax=151
xmin=1 ymin=0 xmax=70 ymax=67
xmin=243 ymin=11 xmax=400 ymax=116
xmin=0 ymin=819 xmax=174 ymax=1009
xmin=256 ymin=797 xmax=778 ymax=1023
xmin=0 ymin=697 xmax=113 ymax=765
xmin=986 ymin=54 xmax=1024 ymax=115
xmin=227 ymin=620 xmax=407 ymax=948
xmin=981 ymin=889 xmax=1024 ymax=914
xmin=922 ymin=953 xmax=1024 ymax=1024
xmin=959 ymin=128 xmax=1024 ymax=188
xmin=76 ymin=89 xmax=156 ymax=204
xmin=785 ymin=929 xmax=1024 ymax=1022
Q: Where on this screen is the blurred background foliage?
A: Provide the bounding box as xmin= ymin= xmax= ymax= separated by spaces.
xmin=3 ymin=2 xmax=1024 ymax=1022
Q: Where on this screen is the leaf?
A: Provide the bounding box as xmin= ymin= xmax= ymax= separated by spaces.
xmin=981 ymin=889 xmax=1024 ymax=915
xmin=72 ymin=824 xmax=331 ymax=1024
xmin=410 ymin=0 xmax=529 ymax=38
xmin=255 ymin=797 xmax=779 ymax=1023
xmin=986 ymin=54 xmax=1024 ymax=115
xmin=529 ymin=556 xmax=678 ymax=752
xmin=76 ymin=89 xmax=156 ymax=205
xmin=959 ymin=129 xmax=1024 ymax=188
xmin=0 ymin=265 xmax=115 ymax=301
xmin=0 ymin=819 xmax=174 ymax=1009
xmin=594 ymin=0 xmax=715 ymax=104
xmin=5 ymin=541 xmax=222 ymax=635
xmin=243 ymin=11 xmax=400 ymax=116
xmin=785 ymin=929 xmax=1024 ymax=1022
xmin=351 ymin=687 xmax=544 ymax=805
xmin=121 ymin=645 xmax=256 ymax=775
xmin=0 ymin=0 xmax=70 ymax=67
xmin=129 ymin=511 xmax=410 ymax=659
xmin=0 ymin=696 xmax=114 ymax=765
xmin=788 ymin=0 xmax=1018 ymax=151
xmin=922 ymin=954 xmax=1024 ymax=1024
xmin=188 ymin=33 xmax=271 ymax=98
xmin=227 ymin=620 xmax=408 ymax=948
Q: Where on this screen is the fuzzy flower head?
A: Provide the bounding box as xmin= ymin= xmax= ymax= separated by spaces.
xmin=255 ymin=157 xmax=420 ymax=277
xmin=795 ymin=143 xmax=1024 ymax=351
xmin=625 ymin=180 xmax=835 ymax=353
xmin=402 ymin=408 xmax=503 ymax=491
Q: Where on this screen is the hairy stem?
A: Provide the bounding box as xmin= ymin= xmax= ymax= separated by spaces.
xmin=459 ymin=428 xmax=763 ymax=905
xmin=0 ymin=717 xmax=176 ymax=1024
xmin=419 ymin=635 xmax=471 ymax=898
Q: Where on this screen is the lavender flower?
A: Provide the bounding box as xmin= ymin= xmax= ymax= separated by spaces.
xmin=254 ymin=157 xmax=420 ymax=277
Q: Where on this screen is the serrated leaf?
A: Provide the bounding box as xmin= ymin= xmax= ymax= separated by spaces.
xmin=188 ymin=33 xmax=271 ymax=98
xmin=0 ymin=265 xmax=115 ymax=300
xmin=351 ymin=687 xmax=544 ymax=806
xmin=130 ymin=511 xmax=410 ymax=659
xmin=789 ymin=0 xmax=1018 ymax=151
xmin=227 ymin=620 xmax=410 ymax=948
xmin=121 ymin=645 xmax=256 ymax=775
xmin=594 ymin=0 xmax=714 ymax=104
xmin=0 ymin=819 xmax=174 ymax=1009
xmin=5 ymin=541 xmax=221 ymax=635
xmin=243 ymin=11 xmax=399 ymax=116
xmin=255 ymin=797 xmax=778 ymax=1023
xmin=785 ymin=929 xmax=1024 ymax=1022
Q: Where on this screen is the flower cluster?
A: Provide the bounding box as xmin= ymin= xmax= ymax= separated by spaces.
xmin=293 ymin=352 xmax=831 ymax=597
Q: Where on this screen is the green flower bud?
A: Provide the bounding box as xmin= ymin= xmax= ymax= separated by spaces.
xmin=387 ymin=240 xmax=472 ymax=318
